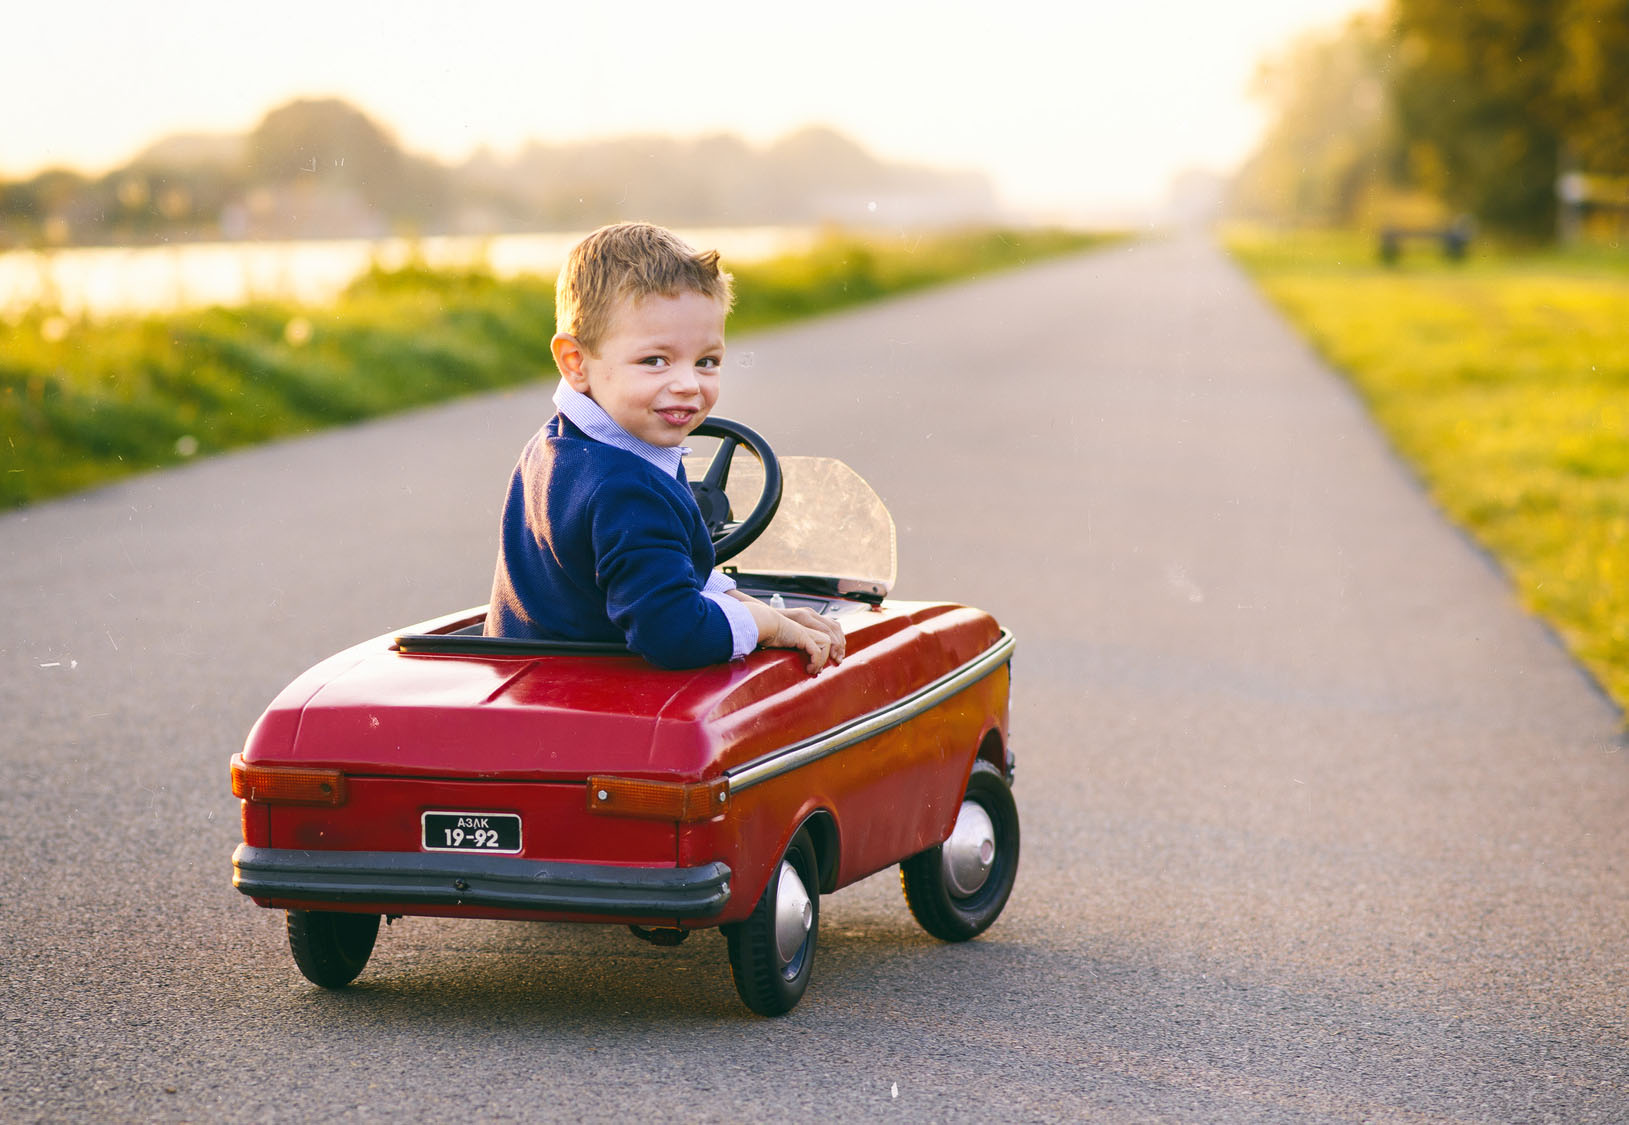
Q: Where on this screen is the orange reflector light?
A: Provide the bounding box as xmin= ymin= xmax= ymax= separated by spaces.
xmin=586 ymin=775 xmax=729 ymax=822
xmin=231 ymin=754 xmax=348 ymax=806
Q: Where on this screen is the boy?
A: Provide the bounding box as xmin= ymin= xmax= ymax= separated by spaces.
xmin=485 ymin=222 xmax=844 ymax=673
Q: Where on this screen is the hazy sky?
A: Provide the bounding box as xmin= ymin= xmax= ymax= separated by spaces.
xmin=5 ymin=0 xmax=1374 ymax=220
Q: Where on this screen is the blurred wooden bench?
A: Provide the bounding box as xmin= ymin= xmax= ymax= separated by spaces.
xmin=1379 ymin=221 xmax=1472 ymax=264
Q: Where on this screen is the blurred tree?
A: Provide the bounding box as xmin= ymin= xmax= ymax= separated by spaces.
xmin=247 ymin=98 xmax=404 ymax=187
xmin=1239 ymin=0 xmax=1629 ymax=240
xmin=1390 ymin=0 xmax=1567 ymax=238
xmin=454 ymin=126 xmax=992 ymax=229
xmin=1555 ymin=0 xmax=1629 ymax=172
xmin=1231 ymin=13 xmax=1395 ymax=226
xmin=245 ymin=98 xmax=456 ymax=232
xmin=0 ymin=169 xmax=90 ymax=245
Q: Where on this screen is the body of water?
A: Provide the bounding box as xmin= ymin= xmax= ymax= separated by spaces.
xmin=0 ymin=226 xmax=817 ymax=318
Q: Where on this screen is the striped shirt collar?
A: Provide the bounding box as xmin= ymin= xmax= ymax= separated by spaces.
xmin=552 ymin=382 xmax=688 ymax=477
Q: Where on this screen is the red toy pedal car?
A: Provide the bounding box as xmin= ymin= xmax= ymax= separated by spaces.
xmin=231 ymin=420 xmax=1017 ymax=1015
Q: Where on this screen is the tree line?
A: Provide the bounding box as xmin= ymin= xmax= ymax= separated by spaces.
xmin=0 ymin=99 xmax=996 ymax=250
xmin=1233 ymin=0 xmax=1629 ymax=240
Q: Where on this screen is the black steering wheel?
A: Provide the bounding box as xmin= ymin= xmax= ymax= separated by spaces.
xmin=688 ymin=417 xmax=782 ymax=563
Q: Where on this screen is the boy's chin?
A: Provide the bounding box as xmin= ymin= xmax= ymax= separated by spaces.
xmin=650 ymin=423 xmax=698 ymax=446
xmin=656 ymin=415 xmax=709 ymax=445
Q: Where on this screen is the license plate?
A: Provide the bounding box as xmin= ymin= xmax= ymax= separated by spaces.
xmin=422 ymin=811 xmax=522 ymax=854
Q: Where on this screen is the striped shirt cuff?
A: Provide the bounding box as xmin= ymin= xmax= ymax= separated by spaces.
xmin=702 ymin=589 xmax=758 ymax=659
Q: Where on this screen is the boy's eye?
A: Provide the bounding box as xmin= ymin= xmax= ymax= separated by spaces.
xmin=638 ymin=356 xmax=667 ymax=367
xmin=697 ymin=357 xmax=721 ymax=370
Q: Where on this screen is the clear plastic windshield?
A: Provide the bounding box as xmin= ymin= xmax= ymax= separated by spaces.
xmin=704 ymin=454 xmax=897 ymax=598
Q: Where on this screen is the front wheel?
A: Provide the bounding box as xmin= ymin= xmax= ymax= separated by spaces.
xmin=286 ymin=909 xmax=380 ymax=988
xmin=900 ymin=759 xmax=1019 ymax=942
xmin=722 ymin=827 xmax=819 ymax=1016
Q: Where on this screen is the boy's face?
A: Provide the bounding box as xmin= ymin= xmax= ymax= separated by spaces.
xmin=554 ymin=291 xmax=726 ymax=447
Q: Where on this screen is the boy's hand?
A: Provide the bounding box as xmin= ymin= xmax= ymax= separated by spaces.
xmin=742 ymin=600 xmax=846 ymax=674
xmin=777 ymin=607 xmax=847 ymax=674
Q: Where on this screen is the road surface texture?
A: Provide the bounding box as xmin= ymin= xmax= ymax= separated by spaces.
xmin=3 ymin=236 xmax=1625 ymax=1123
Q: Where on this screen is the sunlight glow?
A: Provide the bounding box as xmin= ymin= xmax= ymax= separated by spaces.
xmin=6 ymin=0 xmax=1374 ymax=221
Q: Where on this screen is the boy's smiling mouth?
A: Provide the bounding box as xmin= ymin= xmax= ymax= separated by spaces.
xmin=657 ymin=407 xmax=699 ymax=426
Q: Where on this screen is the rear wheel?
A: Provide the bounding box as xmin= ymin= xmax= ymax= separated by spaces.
xmin=900 ymin=760 xmax=1019 ymax=941
xmin=723 ymin=827 xmax=819 ymax=1016
xmin=286 ymin=909 xmax=380 ymax=988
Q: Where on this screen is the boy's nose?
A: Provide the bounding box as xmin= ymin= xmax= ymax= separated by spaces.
xmin=668 ymin=368 xmax=701 ymax=394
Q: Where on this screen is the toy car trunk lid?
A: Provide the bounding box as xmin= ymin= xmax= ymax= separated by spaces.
xmin=240 ymin=598 xmax=1008 ymax=783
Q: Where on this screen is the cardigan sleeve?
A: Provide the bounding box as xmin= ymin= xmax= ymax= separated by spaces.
xmin=587 ymin=473 xmax=736 ymax=669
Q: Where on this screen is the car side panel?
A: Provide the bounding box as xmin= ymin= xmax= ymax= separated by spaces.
xmin=679 ymin=668 xmax=1009 ymax=924
xmin=821 ymin=674 xmax=1008 ymax=890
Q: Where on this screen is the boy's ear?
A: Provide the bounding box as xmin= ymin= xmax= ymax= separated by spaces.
xmin=552 ymin=333 xmax=592 ymax=392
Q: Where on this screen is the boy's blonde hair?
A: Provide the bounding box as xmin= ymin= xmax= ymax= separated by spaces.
xmin=556 ymin=222 xmax=735 ymax=354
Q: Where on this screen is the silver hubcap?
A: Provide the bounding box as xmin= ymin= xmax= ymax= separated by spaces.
xmin=941 ymin=800 xmax=997 ymax=897
xmin=774 ymin=860 xmax=813 ymax=963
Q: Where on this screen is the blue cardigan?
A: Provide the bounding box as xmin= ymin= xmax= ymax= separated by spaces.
xmin=484 ymin=414 xmax=735 ymax=668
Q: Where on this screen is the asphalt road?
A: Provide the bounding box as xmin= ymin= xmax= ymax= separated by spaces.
xmin=3 ymin=236 xmax=1626 ymax=1123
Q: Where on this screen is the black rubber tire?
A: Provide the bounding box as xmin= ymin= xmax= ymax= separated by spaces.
xmin=286 ymin=909 xmax=380 ymax=988
xmin=722 ymin=827 xmax=819 ymax=1016
xmin=900 ymin=760 xmax=1019 ymax=942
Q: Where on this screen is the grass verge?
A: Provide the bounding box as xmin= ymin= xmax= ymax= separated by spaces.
xmin=1 ymin=226 xmax=1116 ymax=512
xmin=1226 ymin=226 xmax=1629 ymax=715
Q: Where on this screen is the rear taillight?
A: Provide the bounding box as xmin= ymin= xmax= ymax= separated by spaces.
xmin=230 ymin=754 xmax=348 ymax=806
xmin=586 ymin=775 xmax=728 ymax=822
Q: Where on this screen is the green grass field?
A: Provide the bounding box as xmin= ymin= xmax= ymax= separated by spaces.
xmin=0 ymin=226 xmax=1113 ymax=512
xmin=1227 ymin=227 xmax=1629 ymax=715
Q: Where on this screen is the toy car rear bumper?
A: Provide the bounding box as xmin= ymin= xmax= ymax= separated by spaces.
xmin=231 ymin=844 xmax=731 ymax=918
